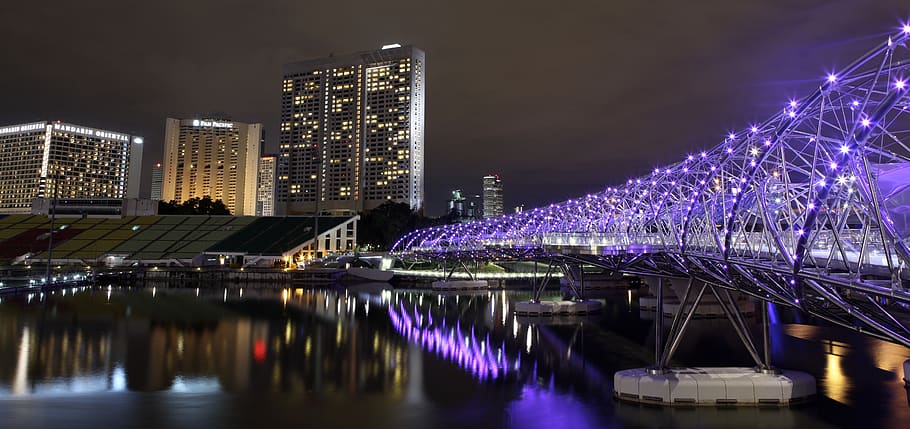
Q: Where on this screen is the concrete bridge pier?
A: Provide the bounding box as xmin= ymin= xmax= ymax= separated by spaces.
xmin=431 ymin=256 xmax=487 ymax=291
xmin=614 ymin=277 xmax=816 ymax=406
xmin=513 ymin=258 xmax=602 ymax=317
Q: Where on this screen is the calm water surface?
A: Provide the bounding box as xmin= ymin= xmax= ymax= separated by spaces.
xmin=0 ymin=284 xmax=908 ymax=429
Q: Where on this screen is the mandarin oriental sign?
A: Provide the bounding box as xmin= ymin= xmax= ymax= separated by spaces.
xmin=0 ymin=122 xmax=46 ymax=136
xmin=53 ymin=123 xmax=129 ymax=142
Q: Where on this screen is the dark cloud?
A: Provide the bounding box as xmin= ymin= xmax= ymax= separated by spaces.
xmin=0 ymin=0 xmax=906 ymax=215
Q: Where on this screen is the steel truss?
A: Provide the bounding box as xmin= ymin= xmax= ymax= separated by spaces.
xmin=394 ymin=27 xmax=910 ymax=348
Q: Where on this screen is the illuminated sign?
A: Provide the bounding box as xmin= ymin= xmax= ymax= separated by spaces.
xmin=382 ymin=43 xmax=402 ymax=50
xmin=191 ymin=119 xmax=233 ymax=128
xmin=0 ymin=122 xmax=46 ymax=136
xmin=52 ymin=123 xmax=129 ymax=142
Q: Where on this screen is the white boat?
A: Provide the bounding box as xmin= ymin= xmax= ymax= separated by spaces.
xmin=346 ymin=266 xmax=394 ymax=282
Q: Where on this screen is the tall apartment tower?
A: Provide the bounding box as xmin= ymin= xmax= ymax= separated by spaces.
xmin=482 ymin=174 xmax=503 ymax=218
xmin=278 ymin=44 xmax=425 ymax=215
xmin=150 ymin=162 xmax=163 ymax=200
xmin=162 ymin=118 xmax=261 ymax=215
xmin=0 ymin=121 xmax=143 ymax=214
xmin=257 ymin=155 xmax=276 ymax=216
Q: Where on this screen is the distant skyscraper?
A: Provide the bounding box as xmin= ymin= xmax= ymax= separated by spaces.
xmin=0 ymin=121 xmax=142 ymax=214
xmin=162 ymin=118 xmax=261 ymax=215
xmin=257 ymin=155 xmax=276 ymax=216
xmin=278 ymin=44 xmax=425 ymax=215
xmin=482 ymin=174 xmax=503 ymax=218
xmin=150 ymin=162 xmax=163 ymax=200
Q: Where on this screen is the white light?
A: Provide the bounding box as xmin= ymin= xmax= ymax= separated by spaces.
xmin=896 ymin=79 xmax=906 ymax=90
xmin=788 ymin=111 xmax=796 ymax=118
xmin=827 ymin=73 xmax=837 ymax=83
xmin=840 ymin=145 xmax=850 ymax=154
xmin=903 ymin=24 xmax=910 ymax=34
xmin=789 ymin=100 xmax=798 ymax=108
xmin=861 ymin=118 xmax=871 ymax=127
xmin=382 ymin=43 xmax=402 ymax=50
xmin=133 ymin=137 xmax=143 ymax=144
xmin=192 ymin=119 xmax=200 ymax=126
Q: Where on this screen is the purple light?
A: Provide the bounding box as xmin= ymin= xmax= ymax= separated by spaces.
xmin=861 ymin=118 xmax=871 ymax=127
xmin=725 ymin=147 xmax=733 ymax=153
xmin=827 ymin=73 xmax=837 ymax=83
xmin=896 ymin=79 xmax=906 ymax=90
xmin=829 ymin=161 xmax=838 ymax=170
xmin=789 ymin=100 xmax=798 ymax=108
xmin=788 ymin=111 xmax=796 ymax=118
xmin=852 ymin=100 xmax=859 ymax=107
xmin=750 ymin=126 xmax=758 ymax=133
xmin=728 ymin=132 xmax=736 ymax=140
xmin=840 ymin=144 xmax=850 ymax=154
xmin=764 ymin=139 xmax=772 ymax=146
xmin=700 ymin=151 xmax=707 ymax=158
xmin=903 ymin=24 xmax=910 ymax=34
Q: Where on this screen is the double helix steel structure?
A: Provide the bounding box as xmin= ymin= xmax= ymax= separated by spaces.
xmin=393 ymin=26 xmax=910 ymax=347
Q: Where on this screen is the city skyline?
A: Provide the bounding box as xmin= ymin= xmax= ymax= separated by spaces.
xmin=1 ymin=2 xmax=908 ymax=216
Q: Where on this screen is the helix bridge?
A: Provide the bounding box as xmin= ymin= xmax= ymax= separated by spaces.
xmin=393 ymin=25 xmax=910 ymax=350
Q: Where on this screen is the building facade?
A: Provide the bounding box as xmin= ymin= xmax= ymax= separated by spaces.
xmin=0 ymin=121 xmax=143 ymax=214
xmin=257 ymin=155 xmax=276 ymax=216
xmin=482 ymin=174 xmax=503 ymax=218
xmin=278 ymin=44 xmax=425 ymax=215
xmin=161 ymin=118 xmax=261 ymax=215
xmin=150 ymin=162 xmax=163 ymax=200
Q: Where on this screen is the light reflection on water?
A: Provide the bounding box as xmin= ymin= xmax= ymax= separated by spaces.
xmin=0 ymin=286 xmax=906 ymax=428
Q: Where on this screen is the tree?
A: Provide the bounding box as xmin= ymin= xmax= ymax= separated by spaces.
xmin=158 ymin=196 xmax=231 ymax=215
xmin=357 ymin=201 xmax=442 ymax=250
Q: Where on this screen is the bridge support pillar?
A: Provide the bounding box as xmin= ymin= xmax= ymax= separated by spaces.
xmin=514 ymin=257 xmax=602 ymax=317
xmin=615 ymin=278 xmax=815 ymax=406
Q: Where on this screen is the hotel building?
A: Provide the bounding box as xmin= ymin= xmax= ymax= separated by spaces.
xmin=279 ymin=44 xmax=425 ymax=215
xmin=257 ymin=155 xmax=276 ymax=216
xmin=0 ymin=121 xmax=143 ymax=214
xmin=150 ymin=162 xmax=163 ymax=200
xmin=162 ymin=118 xmax=261 ymax=215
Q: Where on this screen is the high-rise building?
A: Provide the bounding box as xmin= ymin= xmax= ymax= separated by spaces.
xmin=482 ymin=174 xmax=503 ymax=218
xmin=278 ymin=44 xmax=425 ymax=215
xmin=150 ymin=162 xmax=163 ymax=200
xmin=162 ymin=118 xmax=261 ymax=215
xmin=257 ymin=155 xmax=276 ymax=216
xmin=0 ymin=121 xmax=143 ymax=214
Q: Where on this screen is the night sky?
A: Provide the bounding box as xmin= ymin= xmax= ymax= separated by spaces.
xmin=1 ymin=1 xmax=907 ymax=215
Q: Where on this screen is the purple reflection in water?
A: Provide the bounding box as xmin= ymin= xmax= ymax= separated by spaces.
xmin=388 ymin=303 xmax=510 ymax=380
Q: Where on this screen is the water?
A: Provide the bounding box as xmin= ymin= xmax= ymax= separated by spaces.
xmin=0 ymin=285 xmax=908 ymax=428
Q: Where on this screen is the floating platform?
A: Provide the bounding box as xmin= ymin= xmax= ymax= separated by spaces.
xmin=639 ymin=295 xmax=755 ymax=319
xmin=431 ymin=280 xmax=488 ymax=291
xmin=614 ymin=367 xmax=816 ymax=406
xmin=514 ymin=300 xmax=603 ymax=316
